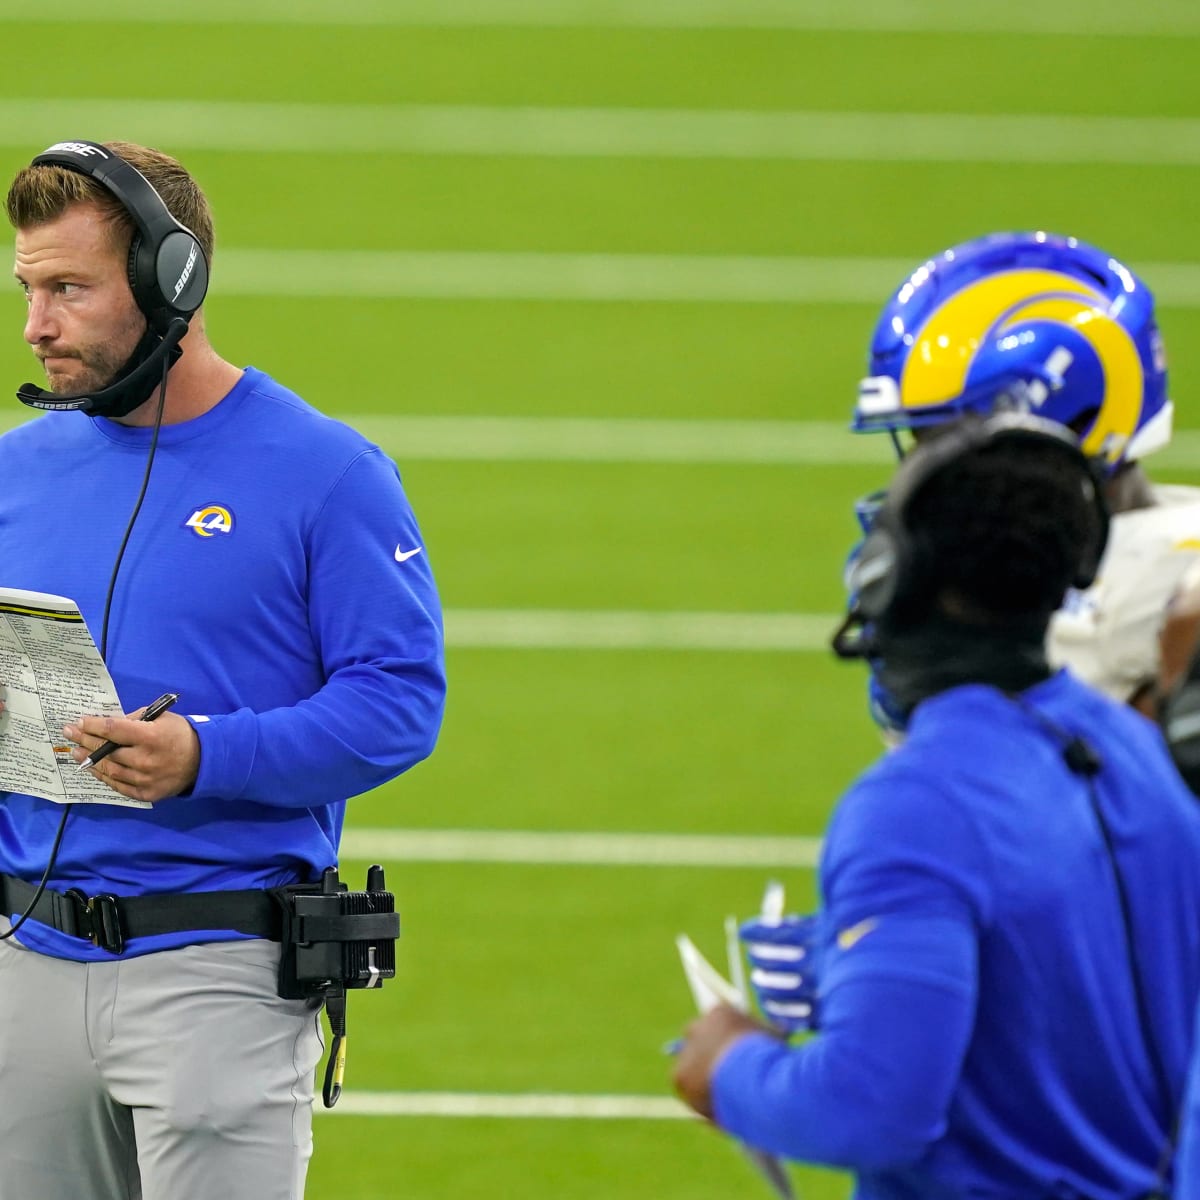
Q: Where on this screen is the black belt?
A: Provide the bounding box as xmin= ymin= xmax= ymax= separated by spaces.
xmin=0 ymin=874 xmax=283 ymax=955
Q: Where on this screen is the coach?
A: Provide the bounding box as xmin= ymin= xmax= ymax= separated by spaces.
xmin=0 ymin=139 xmax=445 ymax=1200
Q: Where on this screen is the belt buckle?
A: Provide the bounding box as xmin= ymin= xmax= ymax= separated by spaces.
xmin=66 ymin=890 xmax=125 ymax=955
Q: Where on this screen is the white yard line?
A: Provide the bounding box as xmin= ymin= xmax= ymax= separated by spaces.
xmin=338 ymin=828 xmax=823 ymax=867
xmin=347 ymin=416 xmax=890 ymax=464
xmin=443 ymin=610 xmax=841 ymax=652
xmin=211 ymin=249 xmax=933 ymax=303
xmin=0 ymin=412 xmax=886 ymax=462
xmin=2 ymin=0 xmax=1197 ymax=36
xmin=212 ymin=249 xmax=922 ymax=303
xmin=160 ymin=249 xmax=1200 ymax=308
xmin=1 ymin=412 xmax=1198 ymax=468
xmin=317 ymin=1090 xmax=691 ymax=1119
xmin=3 ymin=101 xmax=1200 ymax=165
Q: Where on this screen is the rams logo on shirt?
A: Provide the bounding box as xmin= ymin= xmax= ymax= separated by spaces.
xmin=184 ymin=504 xmax=234 ymax=538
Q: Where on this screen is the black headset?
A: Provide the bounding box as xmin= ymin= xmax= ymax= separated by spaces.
xmin=28 ymin=140 xmax=209 ymax=334
xmin=843 ymin=412 xmax=1110 ymax=631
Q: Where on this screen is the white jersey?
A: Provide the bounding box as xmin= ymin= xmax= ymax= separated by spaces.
xmin=1050 ymin=484 xmax=1200 ymax=702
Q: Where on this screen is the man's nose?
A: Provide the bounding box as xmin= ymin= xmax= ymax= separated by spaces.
xmin=23 ymin=293 xmax=59 ymax=346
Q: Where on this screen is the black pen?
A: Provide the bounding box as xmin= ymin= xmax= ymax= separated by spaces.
xmin=78 ymin=692 xmax=180 ymax=770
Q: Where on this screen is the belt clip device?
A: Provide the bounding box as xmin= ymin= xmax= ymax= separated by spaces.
xmin=274 ymin=864 xmax=399 ymax=1107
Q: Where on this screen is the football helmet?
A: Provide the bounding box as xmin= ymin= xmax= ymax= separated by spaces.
xmin=853 ymin=232 xmax=1170 ymax=471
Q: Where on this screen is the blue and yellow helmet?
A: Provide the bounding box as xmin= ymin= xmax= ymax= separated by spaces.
xmin=853 ymin=232 xmax=1171 ymax=471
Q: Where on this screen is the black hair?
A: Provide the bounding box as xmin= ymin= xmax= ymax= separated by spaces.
xmin=904 ymin=434 xmax=1101 ymax=627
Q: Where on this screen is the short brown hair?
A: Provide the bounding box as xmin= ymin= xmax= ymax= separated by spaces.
xmin=4 ymin=140 xmax=214 ymax=264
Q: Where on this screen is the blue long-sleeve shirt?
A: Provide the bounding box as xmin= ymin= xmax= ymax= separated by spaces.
xmin=713 ymin=671 xmax=1200 ymax=1198
xmin=0 ymin=367 xmax=445 ymax=960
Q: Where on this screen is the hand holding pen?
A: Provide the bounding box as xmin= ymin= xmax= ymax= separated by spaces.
xmin=78 ymin=691 xmax=180 ymax=769
xmin=66 ymin=692 xmax=199 ymax=805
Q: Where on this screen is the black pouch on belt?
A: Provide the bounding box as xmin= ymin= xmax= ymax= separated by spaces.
xmin=270 ymin=864 xmax=400 ymax=1108
xmin=270 ymin=864 xmax=399 ymax=1001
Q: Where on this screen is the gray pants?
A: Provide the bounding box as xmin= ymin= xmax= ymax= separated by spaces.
xmin=0 ymin=930 xmax=324 ymax=1200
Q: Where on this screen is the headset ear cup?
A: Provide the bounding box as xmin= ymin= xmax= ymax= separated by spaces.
xmin=124 ymin=229 xmax=207 ymax=337
xmin=849 ymin=525 xmax=901 ymax=623
xmin=125 ymin=232 xmax=165 ymax=334
xmin=155 ymin=229 xmax=208 ymax=318
xmin=126 ymin=231 xmax=166 ymax=333
xmin=126 ymin=233 xmax=140 ymax=292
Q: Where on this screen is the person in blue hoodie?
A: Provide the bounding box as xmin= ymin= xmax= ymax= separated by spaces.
xmin=0 ymin=140 xmax=445 ymax=1200
xmin=673 ymin=413 xmax=1200 ymax=1200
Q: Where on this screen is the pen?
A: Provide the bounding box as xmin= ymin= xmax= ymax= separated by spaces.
xmin=78 ymin=691 xmax=180 ymax=770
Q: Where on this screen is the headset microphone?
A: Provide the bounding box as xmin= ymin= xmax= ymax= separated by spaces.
xmin=17 ymin=318 xmax=189 ymax=418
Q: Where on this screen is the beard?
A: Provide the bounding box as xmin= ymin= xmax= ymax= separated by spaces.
xmin=36 ymin=310 xmax=146 ymax=396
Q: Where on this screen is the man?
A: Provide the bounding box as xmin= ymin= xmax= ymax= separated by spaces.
xmin=0 ymin=141 xmax=445 ymax=1199
xmin=740 ymin=229 xmax=1200 ymax=1034
xmin=673 ymin=414 xmax=1200 ymax=1198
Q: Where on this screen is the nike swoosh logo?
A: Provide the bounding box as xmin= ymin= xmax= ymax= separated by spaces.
xmin=836 ymin=917 xmax=879 ymax=952
xmin=394 ymin=546 xmax=424 ymax=563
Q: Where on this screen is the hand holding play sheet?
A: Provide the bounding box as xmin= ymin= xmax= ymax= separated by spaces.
xmin=671 ymin=918 xmax=797 ymax=1199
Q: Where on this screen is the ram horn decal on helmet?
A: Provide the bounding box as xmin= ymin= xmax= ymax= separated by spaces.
xmin=851 ymin=231 xmax=1171 ymax=473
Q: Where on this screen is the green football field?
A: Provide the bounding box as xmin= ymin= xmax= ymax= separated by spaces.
xmin=1 ymin=2 xmax=1200 ymax=1195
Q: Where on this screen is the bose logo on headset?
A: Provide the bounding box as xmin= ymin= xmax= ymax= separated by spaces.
xmin=173 ymin=242 xmax=199 ymax=303
xmin=29 ymin=138 xmax=209 ymax=336
xmin=40 ymin=141 xmax=109 ymax=159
